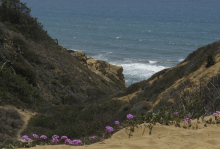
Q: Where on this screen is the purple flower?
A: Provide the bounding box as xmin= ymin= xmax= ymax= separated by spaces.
xmin=184 ymin=118 xmax=192 ymax=122
xmin=61 ymin=136 xmax=68 ymax=140
xmin=173 ymin=112 xmax=178 ymax=115
xmin=72 ymin=139 xmax=82 ymax=146
xmin=106 ymin=126 xmax=114 ymax=132
xmin=33 ymin=134 xmax=39 ymax=139
xmin=65 ymin=139 xmax=72 ymax=145
xmin=186 ymin=114 xmax=190 ymax=117
xmin=213 ymin=113 xmax=217 ymax=116
xmin=127 ymin=114 xmax=133 ymax=119
xmin=115 ymin=121 xmax=120 ymax=125
xmin=52 ymin=135 xmax=59 ymax=139
xmin=40 ymin=135 xmax=47 ymax=139
xmin=89 ymin=136 xmax=96 ymax=141
xmin=21 ymin=135 xmax=31 ymax=141
xmin=51 ymin=138 xmax=59 ymax=144
xmin=216 ymin=111 xmax=220 ymax=114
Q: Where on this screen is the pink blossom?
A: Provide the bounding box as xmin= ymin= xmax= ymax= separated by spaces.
xmin=115 ymin=121 xmax=120 ymax=125
xmin=61 ymin=136 xmax=68 ymax=140
xmin=212 ymin=113 xmax=217 ymax=116
xmin=40 ymin=135 xmax=47 ymax=139
xmin=216 ymin=111 xmax=220 ymax=114
xmin=33 ymin=134 xmax=39 ymax=138
xmin=173 ymin=112 xmax=178 ymax=115
xmin=21 ymin=135 xmax=31 ymax=141
xmin=51 ymin=138 xmax=59 ymax=144
xmin=186 ymin=114 xmax=190 ymax=117
xmin=89 ymin=136 xmax=96 ymax=141
xmin=184 ymin=118 xmax=192 ymax=122
xmin=127 ymin=114 xmax=133 ymax=119
xmin=65 ymin=139 xmax=72 ymax=145
xmin=72 ymin=139 xmax=82 ymax=146
xmin=106 ymin=126 xmax=114 ymax=132
xmin=52 ymin=135 xmax=59 ymax=139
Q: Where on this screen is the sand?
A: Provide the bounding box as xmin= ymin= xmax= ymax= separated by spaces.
xmin=18 ymin=116 xmax=220 ymax=149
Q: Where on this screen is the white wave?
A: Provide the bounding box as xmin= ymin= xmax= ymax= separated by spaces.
xmin=118 ymin=63 xmax=167 ymax=85
xmin=178 ymin=59 xmax=184 ymax=62
xmin=149 ymin=60 xmax=158 ymax=64
xmin=121 ymin=63 xmax=166 ymax=74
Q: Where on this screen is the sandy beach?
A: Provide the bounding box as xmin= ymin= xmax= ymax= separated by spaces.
xmin=18 ymin=116 xmax=220 ymax=149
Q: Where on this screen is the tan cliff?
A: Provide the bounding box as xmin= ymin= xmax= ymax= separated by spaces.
xmin=69 ymin=50 xmax=126 ymax=88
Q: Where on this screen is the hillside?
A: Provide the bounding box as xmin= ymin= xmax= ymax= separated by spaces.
xmin=111 ymin=41 xmax=220 ymax=116
xmin=0 ymin=22 xmax=125 ymax=108
xmin=1 ymin=0 xmax=220 ymax=148
xmin=0 ymin=0 xmax=127 ymax=146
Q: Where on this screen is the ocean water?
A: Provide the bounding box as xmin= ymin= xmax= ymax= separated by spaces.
xmin=21 ymin=0 xmax=220 ymax=86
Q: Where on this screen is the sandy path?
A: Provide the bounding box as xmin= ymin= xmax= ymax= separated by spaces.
xmin=0 ymin=105 xmax=36 ymax=140
xmin=17 ymin=116 xmax=220 ymax=149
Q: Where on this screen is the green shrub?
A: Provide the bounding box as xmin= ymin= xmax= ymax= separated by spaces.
xmin=206 ymin=54 xmax=215 ymax=68
xmin=11 ymin=36 xmax=41 ymax=64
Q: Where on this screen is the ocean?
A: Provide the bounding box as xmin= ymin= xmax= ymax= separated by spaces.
xmin=21 ymin=0 xmax=220 ymax=86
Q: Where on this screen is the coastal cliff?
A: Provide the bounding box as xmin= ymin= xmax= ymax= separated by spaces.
xmin=68 ymin=50 xmax=126 ymax=87
xmin=1 ymin=1 xmax=220 ymax=147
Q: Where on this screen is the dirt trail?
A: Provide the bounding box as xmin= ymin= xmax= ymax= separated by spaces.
xmin=0 ymin=105 xmax=36 ymax=140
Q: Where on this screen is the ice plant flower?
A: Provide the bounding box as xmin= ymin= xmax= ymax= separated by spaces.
xmin=186 ymin=114 xmax=190 ymax=117
xmin=212 ymin=113 xmax=217 ymax=116
xmin=115 ymin=121 xmax=120 ymax=125
xmin=184 ymin=118 xmax=192 ymax=122
xmin=72 ymin=139 xmax=82 ymax=146
xmin=127 ymin=114 xmax=133 ymax=119
xmin=52 ymin=135 xmax=59 ymax=139
xmin=61 ymin=136 xmax=68 ymax=140
xmin=216 ymin=111 xmax=220 ymax=114
xmin=51 ymin=135 xmax=59 ymax=144
xmin=65 ymin=139 xmax=72 ymax=145
xmin=21 ymin=135 xmax=30 ymax=141
xmin=40 ymin=135 xmax=47 ymax=139
xmin=173 ymin=112 xmax=178 ymax=115
xmin=89 ymin=136 xmax=96 ymax=141
xmin=33 ymin=134 xmax=39 ymax=138
xmin=106 ymin=126 xmax=114 ymax=132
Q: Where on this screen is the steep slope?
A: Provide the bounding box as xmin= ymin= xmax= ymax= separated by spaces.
xmin=0 ymin=22 xmax=125 ymax=108
xmin=111 ymin=41 xmax=220 ymax=115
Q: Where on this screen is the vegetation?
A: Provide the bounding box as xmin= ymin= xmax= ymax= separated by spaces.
xmin=0 ymin=108 xmax=24 ymax=149
xmin=0 ymin=0 xmax=220 ymax=148
xmin=0 ymin=0 xmax=49 ymax=41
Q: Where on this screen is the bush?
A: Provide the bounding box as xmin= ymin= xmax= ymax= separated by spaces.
xmin=206 ymin=54 xmax=215 ymax=68
xmin=0 ymin=108 xmax=24 ymax=138
xmin=11 ymin=36 xmax=41 ymax=64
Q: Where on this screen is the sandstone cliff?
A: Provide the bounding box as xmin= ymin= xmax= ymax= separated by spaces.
xmin=68 ymin=50 xmax=126 ymax=88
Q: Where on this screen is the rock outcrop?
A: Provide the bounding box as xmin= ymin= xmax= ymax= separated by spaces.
xmin=69 ymin=50 xmax=126 ymax=87
xmin=87 ymin=57 xmax=126 ymax=87
xmin=68 ymin=50 xmax=87 ymax=65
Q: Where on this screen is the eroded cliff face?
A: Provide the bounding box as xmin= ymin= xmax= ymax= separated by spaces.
xmin=69 ymin=50 xmax=126 ymax=88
